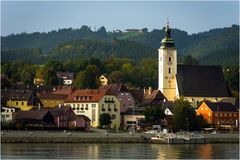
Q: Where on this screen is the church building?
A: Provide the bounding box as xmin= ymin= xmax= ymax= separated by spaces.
xmin=158 ymin=23 xmax=235 ymax=107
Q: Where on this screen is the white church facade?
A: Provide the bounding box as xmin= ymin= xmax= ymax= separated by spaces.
xmin=158 ymin=23 xmax=235 ymax=106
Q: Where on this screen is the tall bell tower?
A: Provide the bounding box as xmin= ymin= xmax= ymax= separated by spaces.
xmin=158 ymin=22 xmax=177 ymax=101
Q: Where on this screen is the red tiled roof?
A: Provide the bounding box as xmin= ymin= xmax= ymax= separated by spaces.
xmin=53 ymin=86 xmax=75 ymax=95
xmin=39 ymin=93 xmax=67 ymax=100
xmin=64 ymin=89 xmax=107 ymax=103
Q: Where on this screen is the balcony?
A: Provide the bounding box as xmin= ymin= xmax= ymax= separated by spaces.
xmin=104 ymin=100 xmax=115 ymax=103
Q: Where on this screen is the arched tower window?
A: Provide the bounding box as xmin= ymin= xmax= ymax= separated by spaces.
xmin=168 ymin=67 xmax=171 ymax=74
xmin=169 ymin=57 xmax=171 ymax=62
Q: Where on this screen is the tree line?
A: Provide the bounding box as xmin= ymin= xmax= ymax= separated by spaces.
xmin=1 ymin=57 xmax=238 ymax=95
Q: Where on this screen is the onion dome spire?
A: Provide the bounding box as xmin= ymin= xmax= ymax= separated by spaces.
xmin=160 ymin=20 xmax=175 ymax=48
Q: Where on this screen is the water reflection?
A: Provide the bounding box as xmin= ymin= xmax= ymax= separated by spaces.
xmin=1 ymin=143 xmax=239 ymax=159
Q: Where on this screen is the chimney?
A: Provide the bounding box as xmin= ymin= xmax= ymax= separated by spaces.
xmin=148 ymin=87 xmax=152 ymax=95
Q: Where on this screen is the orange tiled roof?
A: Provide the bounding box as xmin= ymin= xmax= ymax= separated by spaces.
xmin=64 ymin=89 xmax=107 ymax=103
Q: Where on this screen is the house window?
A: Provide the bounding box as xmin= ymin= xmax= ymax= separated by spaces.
xmin=168 ymin=67 xmax=171 ymax=74
xmin=169 ymin=57 xmax=171 ymax=61
xmin=229 ymin=113 xmax=232 ymax=117
xmin=224 ymin=113 xmax=227 ymax=117
xmin=208 ymin=113 xmax=211 ymax=117
xmin=92 ymin=104 xmax=96 ymax=108
xmin=16 ymin=102 xmax=18 ymax=105
xmin=86 ymin=104 xmax=89 ymax=110
xmin=220 ymin=113 xmax=222 ymax=117
xmin=21 ymin=102 xmax=24 ymax=105
xmin=111 ymin=114 xmax=116 ymax=120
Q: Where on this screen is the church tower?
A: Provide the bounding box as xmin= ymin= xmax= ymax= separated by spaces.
xmin=158 ymin=22 xmax=177 ymax=101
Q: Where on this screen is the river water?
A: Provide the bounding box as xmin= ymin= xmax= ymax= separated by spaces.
xmin=1 ymin=143 xmax=239 ymax=159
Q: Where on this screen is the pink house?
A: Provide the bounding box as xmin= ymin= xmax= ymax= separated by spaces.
xmin=68 ymin=115 xmax=91 ymax=131
xmin=49 ymin=106 xmax=74 ymax=128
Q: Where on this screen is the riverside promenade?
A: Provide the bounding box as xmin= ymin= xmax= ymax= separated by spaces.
xmin=1 ymin=130 xmax=239 ymax=143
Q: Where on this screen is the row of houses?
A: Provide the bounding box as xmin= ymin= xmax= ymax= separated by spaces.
xmin=1 ymin=84 xmax=239 ymax=131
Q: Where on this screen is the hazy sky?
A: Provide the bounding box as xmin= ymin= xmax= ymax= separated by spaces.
xmin=1 ymin=1 xmax=239 ymax=36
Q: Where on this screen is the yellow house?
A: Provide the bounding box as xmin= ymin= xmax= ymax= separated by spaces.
xmin=99 ymin=74 xmax=110 ymax=86
xmin=4 ymin=90 xmax=43 ymax=111
xmin=64 ymin=89 xmax=121 ymax=129
xmin=39 ymin=93 xmax=68 ymax=108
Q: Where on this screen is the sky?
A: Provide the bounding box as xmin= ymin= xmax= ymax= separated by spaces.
xmin=1 ymin=1 xmax=239 ymax=36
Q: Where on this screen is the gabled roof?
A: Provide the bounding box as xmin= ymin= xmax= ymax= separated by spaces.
xmin=161 ymin=101 xmax=174 ymax=112
xmin=204 ymin=101 xmax=238 ymax=112
xmin=129 ymin=89 xmax=144 ymax=103
xmin=100 ymin=83 xmax=129 ymax=96
xmin=142 ymin=89 xmax=166 ymax=105
xmin=176 ymin=65 xmax=233 ymax=97
xmin=1 ymin=89 xmax=43 ymax=107
xmin=129 ymin=88 xmax=165 ymax=106
xmin=27 ymin=91 xmax=43 ymax=106
xmin=15 ymin=110 xmax=50 ymax=120
xmin=53 ymin=86 xmax=75 ymax=95
xmin=39 ymin=93 xmax=68 ymax=100
xmin=64 ymin=89 xmax=107 ymax=103
xmin=49 ymin=106 xmax=73 ymax=117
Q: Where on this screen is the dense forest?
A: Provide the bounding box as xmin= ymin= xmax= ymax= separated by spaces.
xmin=1 ymin=25 xmax=239 ymax=65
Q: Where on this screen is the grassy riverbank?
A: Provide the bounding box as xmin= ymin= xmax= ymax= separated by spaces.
xmin=1 ymin=130 xmax=239 ymax=143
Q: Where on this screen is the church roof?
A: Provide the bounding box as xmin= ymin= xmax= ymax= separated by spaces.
xmin=204 ymin=101 xmax=238 ymax=112
xmin=176 ymin=65 xmax=233 ymax=97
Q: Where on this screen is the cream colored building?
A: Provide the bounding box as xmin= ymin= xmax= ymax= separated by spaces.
xmin=158 ymin=23 xmax=235 ymax=106
xmin=64 ymin=89 xmax=120 ymax=129
xmin=99 ymin=74 xmax=110 ymax=86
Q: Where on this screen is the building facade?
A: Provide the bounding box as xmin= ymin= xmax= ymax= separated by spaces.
xmin=196 ymin=101 xmax=239 ymax=127
xmin=64 ymin=89 xmax=121 ymax=129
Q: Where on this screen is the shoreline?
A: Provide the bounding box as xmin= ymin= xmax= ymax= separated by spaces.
xmin=1 ymin=130 xmax=239 ymax=144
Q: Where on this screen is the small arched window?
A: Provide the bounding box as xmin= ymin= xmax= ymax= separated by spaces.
xmin=169 ymin=57 xmax=171 ymax=62
xmin=168 ymin=67 xmax=171 ymax=74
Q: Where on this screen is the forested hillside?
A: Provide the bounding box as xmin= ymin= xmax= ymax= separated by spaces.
xmin=1 ymin=25 xmax=239 ymax=65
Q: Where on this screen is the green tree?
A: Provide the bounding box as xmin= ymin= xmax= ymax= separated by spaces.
xmin=173 ymin=98 xmax=199 ymax=131
xmin=99 ymin=113 xmax=112 ymax=128
xmin=223 ymin=65 xmax=239 ymax=92
xmin=183 ymin=55 xmax=199 ymax=65
xmin=109 ymin=71 xmax=124 ymax=83
xmin=143 ymin=105 xmax=165 ymax=125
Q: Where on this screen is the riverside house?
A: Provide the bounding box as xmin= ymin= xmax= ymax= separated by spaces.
xmin=2 ymin=89 xmax=43 ymax=111
xmin=196 ymin=101 xmax=239 ymax=127
xmin=100 ymin=84 xmax=135 ymax=128
xmin=49 ymin=106 xmax=75 ymax=128
xmin=68 ymin=114 xmax=91 ymax=131
xmin=64 ymin=89 xmax=121 ymax=129
xmin=14 ymin=109 xmax=54 ymax=127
